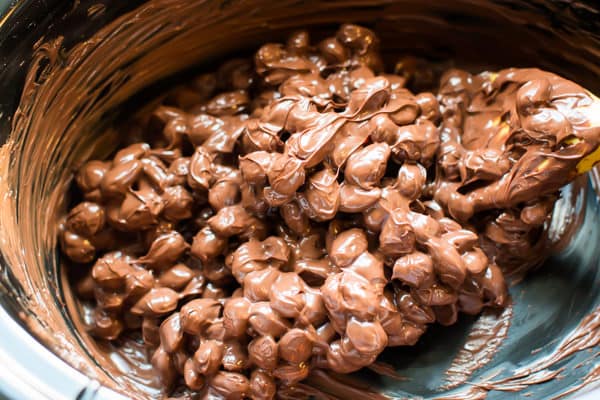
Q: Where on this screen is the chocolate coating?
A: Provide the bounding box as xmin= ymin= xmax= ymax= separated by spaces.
xmin=59 ymin=23 xmax=599 ymax=398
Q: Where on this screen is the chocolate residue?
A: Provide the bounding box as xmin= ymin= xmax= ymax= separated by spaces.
xmin=62 ymin=268 xmax=161 ymax=399
xmin=551 ymin=364 xmax=600 ymax=400
xmin=437 ymin=306 xmax=600 ymax=399
xmin=87 ymin=3 xmax=107 ymax=19
xmin=442 ymin=303 xmax=513 ymax=389
xmin=367 ymin=362 xmax=409 ymax=381
xmin=303 ymin=370 xmax=389 ymax=400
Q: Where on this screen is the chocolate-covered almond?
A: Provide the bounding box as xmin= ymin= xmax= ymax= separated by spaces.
xmin=339 ymin=183 xmax=381 ymax=213
xmin=204 ymin=317 xmax=226 ymax=341
xmin=269 ymin=272 xmax=307 ymax=318
xmin=243 ymin=267 xmax=282 ymax=302
xmin=278 ymin=329 xmax=312 ymax=364
xmin=138 ymin=231 xmax=188 ymax=269
xmin=67 ymin=202 xmax=105 ymax=237
xmin=76 ymin=160 xmax=110 ymax=195
xmin=162 ymin=185 xmax=193 ymax=221
xmin=336 ymin=24 xmax=378 ymax=55
xmin=203 ymin=261 xmax=233 ymax=285
xmin=415 ymin=92 xmax=440 ymax=122
xmin=151 ymin=346 xmax=176 ymax=388
xmin=61 ymin=230 xmax=96 ymax=263
xmin=345 ymin=318 xmax=387 ymax=356
xmin=239 ymin=151 xmax=273 ymax=185
xmin=94 ymin=288 xmax=126 ymax=312
xmin=392 ymin=251 xmax=435 ymax=287
xmin=92 ymin=252 xmax=133 ymax=290
xmin=379 ymin=211 xmax=416 ymax=257
xmin=266 ymin=153 xmax=306 ymax=196
xmin=248 ymin=302 xmax=290 ymax=338
xmin=124 ymin=267 xmax=154 ymax=300
xmin=412 ymin=283 xmax=458 ymax=306
xmin=223 ymin=297 xmax=251 ymax=338
xmin=141 ymin=156 xmax=170 ymax=190
xmin=249 ymin=370 xmax=277 ymax=400
xmin=113 ymin=143 xmax=150 ymax=164
xmin=91 ymin=309 xmax=123 ymax=340
xmin=209 ymin=180 xmax=240 ymax=210
xmin=191 ymin=226 xmax=227 ymax=262
xmin=205 ymin=90 xmax=249 ymax=116
xmin=426 ymin=236 xmax=467 ymax=288
xmin=167 ymin=157 xmax=190 ymax=185
xmin=222 ymin=340 xmax=249 ymax=372
xmin=180 ymin=299 xmax=222 ymax=335
xmin=142 ymin=317 xmax=161 ymax=347
xmin=100 ymin=159 xmax=143 ymax=197
xmin=299 ymin=290 xmax=328 ymax=326
xmin=180 ymin=270 xmax=207 ymax=298
xmin=183 ymin=359 xmax=205 ymax=391
xmin=397 ymin=163 xmax=426 ymax=200
xmin=462 ymin=248 xmax=489 ymax=275
xmin=76 ymin=274 xmax=96 ymax=299
xmin=325 ymin=340 xmax=364 ymax=374
xmin=255 ymin=43 xmax=315 ymax=86
xmin=280 ymin=200 xmax=309 ymax=234
xmin=208 ymin=205 xmax=253 ymax=237
xmin=476 ymin=263 xmax=508 ymax=306
xmin=193 ymin=339 xmax=223 ymax=376
xmin=395 ymin=290 xmax=435 ymax=325
xmin=441 ymin=230 xmax=478 ymax=253
xmin=209 ymin=371 xmax=250 ymax=400
xmin=329 ymin=228 xmax=368 ymax=268
xmin=130 ymin=288 xmax=180 ymax=317
xmin=118 ymin=189 xmax=163 ymax=231
xmin=248 ymin=336 xmax=278 ymax=370
xmin=344 ymin=143 xmax=390 ymax=189
xmin=393 ymin=121 xmax=440 ymax=165
xmin=172 ymin=349 xmax=188 ymax=375
xmin=159 ymin=313 xmax=183 ymax=353
xmin=347 ymin=251 xmax=385 ymax=284
xmin=158 ymin=263 xmax=194 ymax=290
xmin=304 ymin=168 xmax=340 ymax=221
xmin=188 ymin=147 xmax=213 ymax=190
xmin=273 ymin=363 xmax=310 ymax=385
xmin=318 ymin=37 xmax=349 ymax=64
xmin=321 ymin=270 xmax=381 ymax=323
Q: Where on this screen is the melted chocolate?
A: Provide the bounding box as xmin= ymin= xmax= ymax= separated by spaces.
xmin=0 ymin=0 xmax=596 ymax=393
xmin=54 ymin=23 xmax=600 ymax=399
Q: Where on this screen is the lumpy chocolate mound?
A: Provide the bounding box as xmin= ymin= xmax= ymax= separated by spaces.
xmin=60 ymin=24 xmax=600 ymax=399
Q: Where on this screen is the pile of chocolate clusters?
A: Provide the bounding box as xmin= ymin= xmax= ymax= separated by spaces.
xmin=60 ymin=24 xmax=599 ymax=398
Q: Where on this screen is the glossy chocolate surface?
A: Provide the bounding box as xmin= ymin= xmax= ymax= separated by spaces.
xmin=55 ymin=24 xmax=599 ymax=398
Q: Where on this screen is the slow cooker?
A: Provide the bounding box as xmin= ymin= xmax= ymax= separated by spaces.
xmin=0 ymin=0 xmax=598 ymax=399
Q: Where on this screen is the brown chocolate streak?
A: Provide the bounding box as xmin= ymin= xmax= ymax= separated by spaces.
xmin=442 ymin=303 xmax=513 ymax=389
